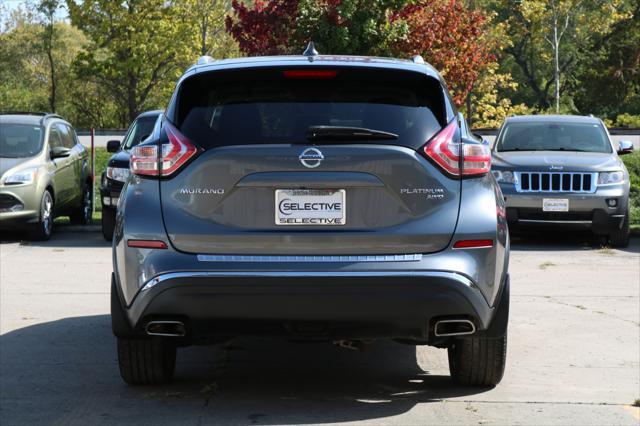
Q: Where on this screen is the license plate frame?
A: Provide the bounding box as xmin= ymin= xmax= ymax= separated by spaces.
xmin=542 ymin=198 xmax=569 ymax=212
xmin=275 ymin=189 xmax=346 ymax=226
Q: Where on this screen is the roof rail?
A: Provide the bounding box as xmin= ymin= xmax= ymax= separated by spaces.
xmin=196 ymin=55 xmax=215 ymax=65
xmin=0 ymin=111 xmax=47 ymax=116
xmin=41 ymin=113 xmax=64 ymax=124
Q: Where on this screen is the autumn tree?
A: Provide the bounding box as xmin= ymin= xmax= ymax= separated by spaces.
xmin=227 ymin=0 xmax=496 ymax=106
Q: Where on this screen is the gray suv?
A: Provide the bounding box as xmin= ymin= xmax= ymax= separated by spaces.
xmin=111 ymin=51 xmax=510 ymax=387
xmin=492 ymin=115 xmax=633 ymax=247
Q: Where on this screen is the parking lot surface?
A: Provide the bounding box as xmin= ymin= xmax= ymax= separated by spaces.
xmin=1 ymin=231 xmax=639 ymax=425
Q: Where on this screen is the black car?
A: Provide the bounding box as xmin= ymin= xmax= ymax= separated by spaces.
xmin=112 ymin=49 xmax=509 ymax=387
xmin=100 ymin=110 xmax=162 ymax=240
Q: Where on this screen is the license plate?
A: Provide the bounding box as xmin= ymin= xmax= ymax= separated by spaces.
xmin=275 ymin=189 xmax=346 ymax=225
xmin=543 ymin=198 xmax=569 ymax=212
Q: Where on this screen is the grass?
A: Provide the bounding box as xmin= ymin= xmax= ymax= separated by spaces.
xmin=633 ymin=399 xmax=640 ymax=407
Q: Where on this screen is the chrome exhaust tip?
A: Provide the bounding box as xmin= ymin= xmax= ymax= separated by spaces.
xmin=145 ymin=321 xmax=186 ymax=337
xmin=434 ymin=319 xmax=476 ymax=337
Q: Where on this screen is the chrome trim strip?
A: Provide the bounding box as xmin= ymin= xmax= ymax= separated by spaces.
xmin=197 ymin=254 xmax=423 ymax=263
xmin=139 ymin=270 xmax=471 ymax=293
xmin=518 ymin=219 xmax=592 ymax=224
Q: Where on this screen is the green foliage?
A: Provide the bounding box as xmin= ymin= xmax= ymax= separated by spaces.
xmin=296 ymin=0 xmax=409 ymax=56
xmin=0 ymin=8 xmax=88 ymax=121
xmin=622 ymin=152 xmax=640 ymax=226
xmin=615 ymin=114 xmax=640 ymax=128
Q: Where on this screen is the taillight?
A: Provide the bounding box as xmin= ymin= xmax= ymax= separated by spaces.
xmin=421 ymin=121 xmax=491 ymax=177
xmin=130 ymin=122 xmax=198 ymax=177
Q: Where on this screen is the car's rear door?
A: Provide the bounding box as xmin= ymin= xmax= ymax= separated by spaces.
xmin=158 ymin=66 xmax=461 ymax=255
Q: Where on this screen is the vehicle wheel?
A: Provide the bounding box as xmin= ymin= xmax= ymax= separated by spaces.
xmin=448 ymin=334 xmax=507 ymax=387
xmin=117 ymin=337 xmax=177 ymax=385
xmin=30 ymin=190 xmax=54 ymax=241
xmin=70 ymin=184 xmax=92 ymax=225
xmin=102 ymin=208 xmax=116 ymax=241
xmin=608 ymin=212 xmax=630 ymax=248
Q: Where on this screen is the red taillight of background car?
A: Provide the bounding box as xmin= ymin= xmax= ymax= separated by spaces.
xmin=130 ymin=122 xmax=198 ymax=177
xmin=421 ymin=121 xmax=491 ymax=177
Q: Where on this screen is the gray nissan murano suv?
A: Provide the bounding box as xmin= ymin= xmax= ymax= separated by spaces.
xmin=492 ymin=115 xmax=633 ymax=247
xmin=111 ymin=49 xmax=510 ymax=386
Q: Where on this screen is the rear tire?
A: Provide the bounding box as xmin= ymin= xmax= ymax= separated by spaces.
xmin=102 ymin=208 xmax=116 ymax=241
xmin=608 ymin=212 xmax=630 ymax=248
xmin=117 ymin=337 xmax=177 ymax=385
xmin=70 ymin=184 xmax=92 ymax=225
xmin=29 ymin=190 xmax=54 ymax=241
xmin=448 ymin=334 xmax=507 ymax=387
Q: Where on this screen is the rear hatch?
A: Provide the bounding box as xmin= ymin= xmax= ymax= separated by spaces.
xmin=159 ymin=66 xmax=461 ymax=255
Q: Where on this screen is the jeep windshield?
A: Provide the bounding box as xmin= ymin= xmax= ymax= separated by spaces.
xmin=496 ymin=122 xmax=612 ymax=153
xmin=0 ymin=123 xmax=44 ymax=158
xmin=173 ymin=67 xmax=447 ymax=150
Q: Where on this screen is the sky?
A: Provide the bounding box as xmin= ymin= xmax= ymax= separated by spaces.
xmin=0 ymin=0 xmax=68 ymax=29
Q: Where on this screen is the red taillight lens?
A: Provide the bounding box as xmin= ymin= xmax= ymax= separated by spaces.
xmin=283 ymin=70 xmax=338 ymax=79
xmin=130 ymin=122 xmax=198 ymax=177
xmin=422 ymin=121 xmax=491 ymax=177
xmin=453 ymin=239 xmax=494 ymax=249
xmin=127 ymin=239 xmax=168 ymax=249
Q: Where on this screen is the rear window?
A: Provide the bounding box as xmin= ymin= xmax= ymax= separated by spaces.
xmin=123 ymin=115 xmax=159 ymax=150
xmin=174 ymin=67 xmax=447 ymax=150
xmin=0 ymin=123 xmax=44 ymax=158
xmin=496 ymin=121 xmax=612 ymax=153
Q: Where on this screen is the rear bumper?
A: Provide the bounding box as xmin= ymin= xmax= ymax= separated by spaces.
xmin=125 ymin=270 xmax=493 ymax=341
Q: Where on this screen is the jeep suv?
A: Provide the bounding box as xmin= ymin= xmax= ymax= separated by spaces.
xmin=492 ymin=115 xmax=633 ymax=247
xmin=0 ymin=112 xmax=92 ymax=239
xmin=111 ymin=50 xmax=510 ymax=386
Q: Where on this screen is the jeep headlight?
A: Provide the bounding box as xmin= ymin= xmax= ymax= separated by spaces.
xmin=598 ymin=171 xmax=624 ymax=185
xmin=4 ymin=167 xmax=38 ymax=185
xmin=106 ymin=166 xmax=130 ymax=183
xmin=492 ymin=170 xmax=515 ymax=184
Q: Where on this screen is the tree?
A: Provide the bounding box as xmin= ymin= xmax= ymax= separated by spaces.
xmin=182 ymin=0 xmax=239 ymax=58
xmin=227 ymin=0 xmax=496 ymax=106
xmin=37 ymin=0 xmax=61 ymax=112
xmin=67 ymin=0 xmax=197 ymax=125
xmin=481 ymin=0 xmax=630 ymax=113
xmin=393 ymin=0 xmax=496 ymax=107
xmin=226 ymin=0 xmax=299 ymax=55
xmin=0 ymin=5 xmax=87 ymax=121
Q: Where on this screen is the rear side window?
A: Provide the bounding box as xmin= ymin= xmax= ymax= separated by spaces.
xmin=496 ymin=122 xmax=612 ymax=153
xmin=174 ymin=67 xmax=447 ymax=150
xmin=123 ymin=115 xmax=159 ymax=149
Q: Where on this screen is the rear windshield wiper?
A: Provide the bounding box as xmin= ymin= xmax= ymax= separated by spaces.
xmin=307 ymin=125 xmax=398 ymax=142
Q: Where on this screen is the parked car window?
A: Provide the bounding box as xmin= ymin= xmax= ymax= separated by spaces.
xmin=48 ymin=126 xmax=63 ymax=149
xmin=176 ymin=68 xmax=446 ymax=150
xmin=496 ymin=122 xmax=612 ymax=153
xmin=59 ymin=124 xmax=76 ymax=149
xmin=0 ymin=124 xmax=44 ymax=158
xmin=123 ymin=116 xmax=158 ymax=150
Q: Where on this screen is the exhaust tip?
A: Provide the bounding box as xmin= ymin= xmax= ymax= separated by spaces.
xmin=145 ymin=321 xmax=186 ymax=337
xmin=434 ymin=319 xmax=476 ymax=337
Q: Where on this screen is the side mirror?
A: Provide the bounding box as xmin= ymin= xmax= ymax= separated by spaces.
xmin=107 ymin=140 xmax=121 ymax=153
xmin=617 ymin=140 xmax=634 ymax=155
xmin=50 ymin=146 xmax=71 ymax=159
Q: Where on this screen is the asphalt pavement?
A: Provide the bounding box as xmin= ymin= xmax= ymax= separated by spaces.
xmin=0 ymin=230 xmax=638 ymax=425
